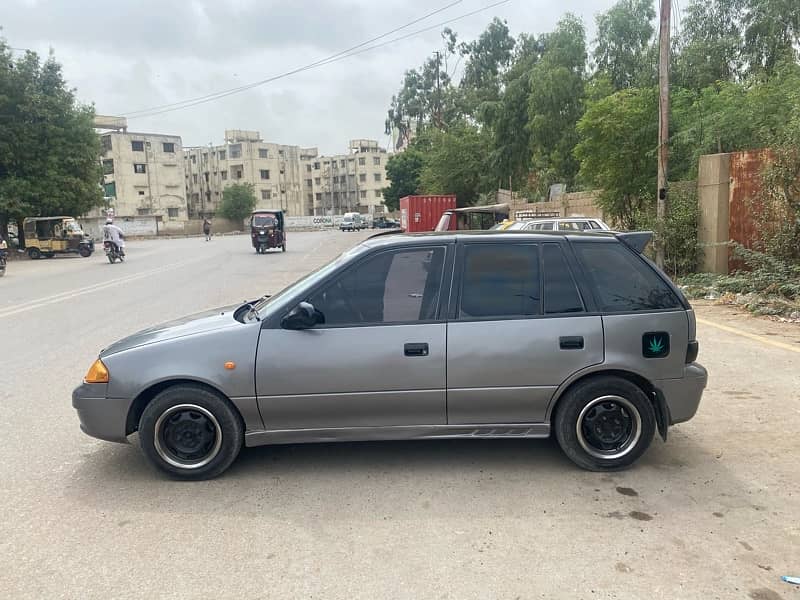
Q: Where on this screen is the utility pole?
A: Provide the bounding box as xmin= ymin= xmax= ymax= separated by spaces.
xmin=656 ymin=0 xmax=671 ymax=269
xmin=434 ymin=51 xmax=442 ymax=128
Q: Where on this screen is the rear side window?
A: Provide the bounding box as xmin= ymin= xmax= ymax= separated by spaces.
xmin=460 ymin=244 xmax=540 ymax=318
xmin=543 ymin=244 xmax=584 ymax=314
xmin=574 ymin=243 xmax=681 ymax=312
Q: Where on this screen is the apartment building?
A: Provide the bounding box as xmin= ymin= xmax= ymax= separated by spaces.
xmin=98 ymin=130 xmax=188 ymax=222
xmin=183 ymin=130 xmax=307 ymax=217
xmin=304 ymin=139 xmax=389 ymax=216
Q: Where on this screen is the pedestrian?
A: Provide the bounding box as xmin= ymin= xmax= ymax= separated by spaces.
xmin=203 ymin=218 xmax=212 ymax=241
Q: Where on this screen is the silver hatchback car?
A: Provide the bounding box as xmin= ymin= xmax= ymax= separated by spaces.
xmin=73 ymin=230 xmax=707 ymax=479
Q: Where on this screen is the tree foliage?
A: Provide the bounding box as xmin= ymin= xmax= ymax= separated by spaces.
xmin=593 ymin=0 xmax=655 ymax=90
xmin=382 ymin=146 xmax=425 ymax=212
xmin=0 ymin=40 xmax=102 ymax=241
xmin=218 ymin=183 xmax=257 ymax=223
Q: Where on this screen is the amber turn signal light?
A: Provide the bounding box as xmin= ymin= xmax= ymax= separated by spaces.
xmin=84 ymin=359 xmax=109 ymax=384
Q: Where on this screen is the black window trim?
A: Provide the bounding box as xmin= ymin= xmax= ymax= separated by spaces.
xmin=265 ymin=242 xmax=454 ymax=330
xmin=541 ymin=241 xmax=587 ymax=315
xmin=451 ymin=240 xmax=544 ymax=323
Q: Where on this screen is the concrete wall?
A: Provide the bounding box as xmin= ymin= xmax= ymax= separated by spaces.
xmin=81 ymin=216 xmax=161 ymax=238
xmin=697 ymin=154 xmax=731 ymax=274
xmin=503 ymin=190 xmax=605 ymax=221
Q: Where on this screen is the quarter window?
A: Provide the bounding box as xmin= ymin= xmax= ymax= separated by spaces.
xmin=542 ymin=244 xmax=584 ymax=314
xmin=459 ymin=244 xmax=540 ymax=319
xmin=574 ymin=243 xmax=681 ymax=312
xmin=309 ymin=247 xmax=446 ymax=326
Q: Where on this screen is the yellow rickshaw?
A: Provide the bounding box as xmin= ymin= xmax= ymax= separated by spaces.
xmin=23 ymin=217 xmax=95 ymax=259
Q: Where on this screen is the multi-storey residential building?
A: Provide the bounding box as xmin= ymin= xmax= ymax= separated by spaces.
xmin=304 ymin=139 xmax=389 ymax=216
xmin=98 ymin=129 xmax=188 ymax=223
xmin=183 ymin=130 xmax=308 ymax=217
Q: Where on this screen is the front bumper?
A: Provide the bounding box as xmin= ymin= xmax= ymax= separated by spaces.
xmin=655 ymin=362 xmax=708 ymax=425
xmin=72 ymin=383 xmax=133 ymax=444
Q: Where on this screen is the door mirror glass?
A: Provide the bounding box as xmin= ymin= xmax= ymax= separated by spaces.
xmin=281 ymin=302 xmax=323 ymax=330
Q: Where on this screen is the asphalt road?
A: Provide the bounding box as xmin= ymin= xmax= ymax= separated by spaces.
xmin=1 ymin=231 xmax=799 ymax=600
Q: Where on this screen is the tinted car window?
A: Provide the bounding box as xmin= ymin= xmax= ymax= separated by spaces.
xmin=574 ymin=243 xmax=681 ymax=312
xmin=460 ymin=244 xmax=540 ymax=318
xmin=589 ymin=220 xmax=602 ymax=230
xmin=543 ymin=244 xmax=584 ymax=314
xmin=310 ymin=247 xmax=445 ymax=325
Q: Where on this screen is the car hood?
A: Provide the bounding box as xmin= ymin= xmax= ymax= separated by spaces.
xmin=101 ymin=305 xmax=241 ymax=357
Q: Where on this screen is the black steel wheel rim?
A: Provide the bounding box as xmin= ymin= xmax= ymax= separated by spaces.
xmin=154 ymin=404 xmax=222 ymax=468
xmin=576 ymin=395 xmax=642 ymax=459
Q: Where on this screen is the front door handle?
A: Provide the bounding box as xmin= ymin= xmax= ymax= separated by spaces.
xmin=404 ymin=343 xmax=429 ymax=357
xmin=559 ymin=336 xmax=584 ymax=350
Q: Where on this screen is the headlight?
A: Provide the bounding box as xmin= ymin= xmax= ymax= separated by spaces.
xmin=260 ymin=230 xmax=266 ymax=235
xmin=84 ymin=358 xmax=109 ymax=383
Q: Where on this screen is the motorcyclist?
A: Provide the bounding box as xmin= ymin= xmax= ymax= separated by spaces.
xmin=102 ymin=218 xmax=125 ymax=256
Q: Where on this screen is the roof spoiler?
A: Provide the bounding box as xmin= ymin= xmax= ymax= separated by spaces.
xmin=616 ymin=231 xmax=653 ymax=253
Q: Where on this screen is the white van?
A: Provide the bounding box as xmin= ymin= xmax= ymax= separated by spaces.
xmin=340 ymin=212 xmax=364 ymax=231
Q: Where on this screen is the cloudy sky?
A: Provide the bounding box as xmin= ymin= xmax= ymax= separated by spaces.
xmin=2 ymin=0 xmax=622 ymax=155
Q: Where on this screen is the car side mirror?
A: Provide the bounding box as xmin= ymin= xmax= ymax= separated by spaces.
xmin=281 ymin=301 xmax=323 ymax=330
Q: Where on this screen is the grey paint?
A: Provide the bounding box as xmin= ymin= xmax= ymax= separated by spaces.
xmin=256 ymin=324 xmax=446 ymax=428
xmin=655 ymin=363 xmax=707 ymax=424
xmin=446 ymin=316 xmax=603 ymax=423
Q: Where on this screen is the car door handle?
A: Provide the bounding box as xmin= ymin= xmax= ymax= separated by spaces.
xmin=559 ymin=336 xmax=584 ymax=350
xmin=404 ymin=343 xmax=429 ymax=357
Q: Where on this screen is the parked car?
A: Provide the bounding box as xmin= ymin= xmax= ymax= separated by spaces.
xmin=73 ymin=229 xmax=706 ymax=479
xmin=340 ymin=212 xmax=364 ymax=231
xmin=372 ymin=216 xmax=400 ymax=229
xmin=522 ymin=217 xmax=611 ymax=231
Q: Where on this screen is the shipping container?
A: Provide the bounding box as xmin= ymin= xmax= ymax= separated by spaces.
xmin=399 ymin=195 xmax=457 ymax=233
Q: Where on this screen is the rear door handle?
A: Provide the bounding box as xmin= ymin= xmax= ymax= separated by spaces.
xmin=559 ymin=336 xmax=584 ymax=350
xmin=404 ymin=343 xmax=429 ymax=357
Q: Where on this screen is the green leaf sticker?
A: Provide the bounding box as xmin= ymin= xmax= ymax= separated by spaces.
xmin=643 ymin=332 xmax=670 ymax=358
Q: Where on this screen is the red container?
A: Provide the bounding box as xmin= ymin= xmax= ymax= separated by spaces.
xmin=399 ymin=195 xmax=457 ymax=232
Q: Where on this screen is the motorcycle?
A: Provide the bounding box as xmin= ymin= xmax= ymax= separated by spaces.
xmin=103 ymin=241 xmax=125 ymax=264
xmin=0 ymin=251 xmax=6 ymax=277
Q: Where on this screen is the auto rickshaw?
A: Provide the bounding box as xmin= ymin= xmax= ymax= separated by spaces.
xmin=434 ymin=203 xmax=510 ymax=232
xmin=250 ymin=210 xmax=286 ymax=253
xmin=23 ymin=216 xmax=94 ymax=259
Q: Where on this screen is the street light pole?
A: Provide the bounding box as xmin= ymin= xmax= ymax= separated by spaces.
xmin=656 ymin=0 xmax=671 ymax=269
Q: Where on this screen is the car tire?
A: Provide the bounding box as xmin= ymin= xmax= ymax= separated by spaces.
xmin=554 ymin=376 xmax=655 ymax=471
xmin=79 ymin=247 xmax=91 ymax=258
xmin=28 ymin=247 xmax=42 ymax=260
xmin=139 ymin=385 xmax=244 ymax=480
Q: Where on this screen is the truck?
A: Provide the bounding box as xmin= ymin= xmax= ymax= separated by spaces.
xmin=399 ymin=195 xmax=457 ymax=233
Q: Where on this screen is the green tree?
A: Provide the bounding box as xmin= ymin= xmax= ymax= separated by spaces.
xmin=382 ymin=146 xmax=425 ymax=211
xmin=593 ymin=0 xmax=656 ymax=90
xmin=527 ymin=14 xmax=588 ymax=195
xmin=418 ymin=125 xmax=492 ymax=206
xmin=458 ymin=18 xmax=516 ymax=114
xmin=218 ymin=183 xmax=257 ymax=223
xmin=742 ymin=0 xmax=800 ymax=75
xmin=0 ymin=41 xmax=102 ymax=243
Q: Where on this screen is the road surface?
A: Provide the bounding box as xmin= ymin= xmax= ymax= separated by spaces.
xmin=1 ymin=231 xmax=798 ymax=599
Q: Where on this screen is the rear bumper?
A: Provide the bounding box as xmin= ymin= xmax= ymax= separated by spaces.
xmin=72 ymin=383 xmax=133 ymax=444
xmin=655 ymin=362 xmax=708 ymax=425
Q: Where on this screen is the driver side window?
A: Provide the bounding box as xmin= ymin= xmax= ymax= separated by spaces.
xmin=308 ymin=247 xmax=446 ymax=326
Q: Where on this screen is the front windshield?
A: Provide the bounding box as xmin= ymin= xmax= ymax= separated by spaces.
xmin=65 ymin=221 xmax=83 ymax=233
xmin=249 ymin=244 xmax=365 ymax=318
xmin=252 ymin=215 xmax=277 ymax=227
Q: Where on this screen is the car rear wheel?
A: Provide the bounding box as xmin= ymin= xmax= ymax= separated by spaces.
xmin=28 ymin=247 xmax=42 ymax=260
xmin=139 ymin=385 xmax=243 ymax=480
xmin=554 ymin=376 xmax=655 ymax=471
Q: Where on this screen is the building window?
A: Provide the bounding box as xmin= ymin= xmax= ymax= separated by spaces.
xmin=373 ymin=156 xmax=381 ymax=166
xmin=374 ymin=190 xmax=382 ymax=198
xmin=315 ymin=193 xmax=322 ymax=202
xmin=259 ymin=148 xmax=268 ymax=159
xmin=101 ymin=159 xmax=114 ymax=175
xmin=279 ymin=149 xmax=285 ymax=158
xmin=360 ymin=190 xmax=367 ymax=199
xmin=218 ymin=150 xmax=226 ymax=160
xmin=168 ymin=208 xmax=179 ymax=218
xmin=204 ymin=172 xmax=209 ymax=182
xmin=138 ymin=190 xmax=145 ymax=196
xmin=191 ymin=155 xmax=196 ymax=163
xmin=221 ymin=170 xmax=227 ymax=180
xmin=261 ymin=190 xmax=268 ymax=200
xmin=374 ymin=173 xmax=382 ymax=182
xmin=305 ymin=179 xmax=313 ymax=187
xmin=339 ymin=159 xmax=345 ymax=167
xmin=306 ymin=164 xmax=312 ymax=172
xmin=134 ymin=164 xmax=146 ymax=174
xmin=163 ymin=142 xmax=175 ymax=153
xmin=235 ymin=170 xmax=243 ymax=179
xmin=314 ymin=177 xmax=321 ymax=185
xmin=131 ymin=140 xmax=144 ymax=152
xmin=101 ymin=135 xmax=112 ymax=152
xmin=202 ymin=153 xmax=208 ymax=163
xmin=359 ymin=173 xmax=366 ymax=183
xmin=192 ymin=174 xmax=198 ymax=183
xmin=314 ymin=162 xmax=320 ymax=170
xmin=229 ymin=144 xmax=242 ymax=159
xmin=358 ymin=157 xmax=366 ymax=166
xmin=260 ymin=169 xmax=270 ymax=180
xmin=307 ymin=193 xmax=313 ymax=203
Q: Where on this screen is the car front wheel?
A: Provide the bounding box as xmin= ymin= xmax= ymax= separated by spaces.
xmin=554 ymin=376 xmax=655 ymax=471
xmin=139 ymin=385 xmax=243 ymax=480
